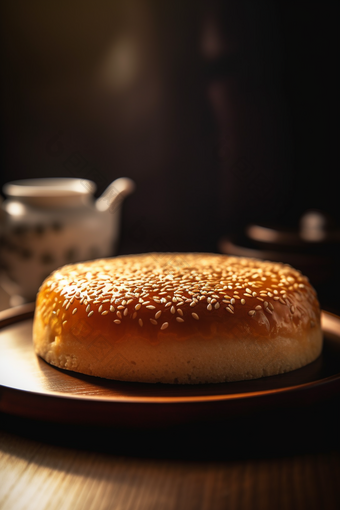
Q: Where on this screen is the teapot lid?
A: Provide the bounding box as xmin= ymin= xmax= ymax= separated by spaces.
xmin=3 ymin=178 xmax=96 ymax=198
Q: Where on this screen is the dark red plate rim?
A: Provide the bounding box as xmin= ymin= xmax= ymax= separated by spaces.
xmin=1 ymin=303 xmax=340 ymax=425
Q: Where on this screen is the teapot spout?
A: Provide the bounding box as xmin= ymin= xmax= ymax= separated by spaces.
xmin=96 ymin=177 xmax=135 ymax=213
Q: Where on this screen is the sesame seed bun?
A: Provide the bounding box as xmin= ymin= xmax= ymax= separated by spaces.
xmin=33 ymin=253 xmax=323 ymax=384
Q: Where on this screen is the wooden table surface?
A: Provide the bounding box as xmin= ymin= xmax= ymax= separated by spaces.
xmin=1 ymin=396 xmax=340 ymax=510
xmin=1 ymin=302 xmax=340 ymax=510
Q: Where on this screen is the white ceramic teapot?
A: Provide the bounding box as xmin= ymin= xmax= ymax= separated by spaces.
xmin=0 ymin=177 xmax=135 ymax=302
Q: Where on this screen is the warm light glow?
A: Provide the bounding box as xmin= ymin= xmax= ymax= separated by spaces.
xmin=6 ymin=201 xmax=26 ymax=216
xmin=97 ymin=37 xmax=140 ymax=92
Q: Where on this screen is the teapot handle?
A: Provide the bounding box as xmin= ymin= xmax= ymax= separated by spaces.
xmin=0 ymin=196 xmax=7 ymax=224
xmin=96 ymin=177 xmax=135 ymax=213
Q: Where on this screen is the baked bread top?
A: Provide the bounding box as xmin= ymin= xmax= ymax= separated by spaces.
xmin=33 ymin=253 xmax=322 ymax=383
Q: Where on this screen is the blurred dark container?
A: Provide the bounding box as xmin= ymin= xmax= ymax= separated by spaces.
xmin=220 ymin=210 xmax=340 ymax=313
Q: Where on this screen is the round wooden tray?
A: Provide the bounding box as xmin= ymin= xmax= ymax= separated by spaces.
xmin=1 ymin=303 xmax=340 ymax=427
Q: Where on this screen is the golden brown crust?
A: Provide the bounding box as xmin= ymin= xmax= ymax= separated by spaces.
xmin=33 ymin=253 xmax=323 ymax=383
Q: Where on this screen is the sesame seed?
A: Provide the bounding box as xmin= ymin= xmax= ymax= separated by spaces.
xmin=255 ymin=305 xmax=262 ymax=310
xmin=146 ymin=305 xmax=156 ymax=310
xmin=248 ymin=310 xmax=256 ymax=316
xmin=170 ymin=306 xmax=176 ymax=314
xmin=138 ymin=318 xmax=143 ymax=327
xmin=46 ymin=254 xmax=309 ymax=336
xmin=88 ymin=311 xmax=94 ymax=317
xmin=114 ymin=319 xmax=121 ymax=324
xmin=150 ymin=319 xmax=158 ymax=325
xmin=191 ymin=313 xmax=199 ymax=320
xmin=160 ymin=322 xmax=169 ymax=330
xmin=176 ymin=317 xmax=184 ymax=322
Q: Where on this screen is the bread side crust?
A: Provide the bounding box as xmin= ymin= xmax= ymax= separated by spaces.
xmin=33 ymin=306 xmax=323 ymax=384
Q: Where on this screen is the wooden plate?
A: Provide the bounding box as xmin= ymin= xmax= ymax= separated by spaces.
xmin=1 ymin=303 xmax=340 ymax=427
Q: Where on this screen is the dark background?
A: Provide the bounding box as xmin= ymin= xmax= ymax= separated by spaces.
xmin=0 ymin=0 xmax=338 ymax=255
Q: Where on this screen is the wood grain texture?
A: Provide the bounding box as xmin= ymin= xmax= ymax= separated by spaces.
xmin=1 ymin=421 xmax=340 ymax=510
